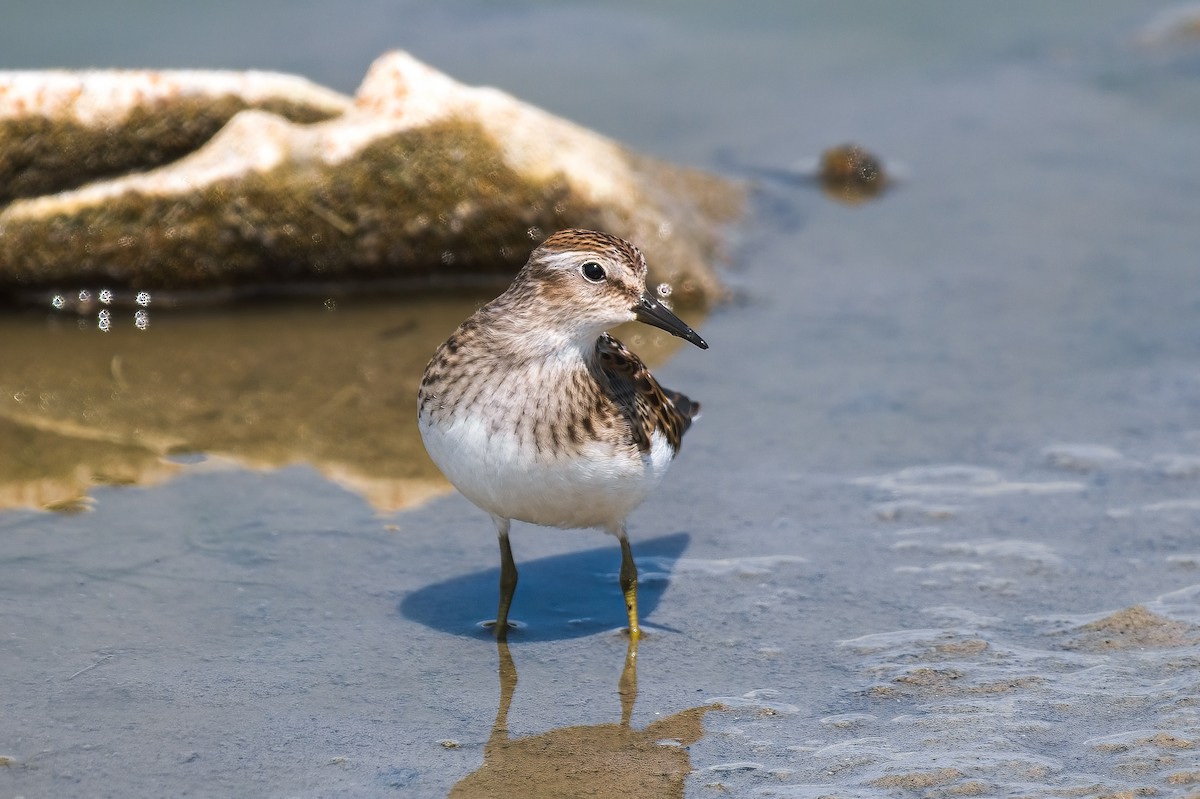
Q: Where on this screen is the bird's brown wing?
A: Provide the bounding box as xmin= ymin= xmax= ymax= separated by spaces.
xmin=593 ymin=333 xmax=700 ymax=455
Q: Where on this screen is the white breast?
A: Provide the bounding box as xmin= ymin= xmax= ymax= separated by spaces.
xmin=418 ymin=409 xmax=674 ymax=531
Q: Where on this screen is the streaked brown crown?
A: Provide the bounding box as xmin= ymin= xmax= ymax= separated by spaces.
xmin=533 ymin=229 xmax=647 ymax=277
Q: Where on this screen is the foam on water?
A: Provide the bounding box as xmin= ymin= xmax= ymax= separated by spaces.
xmin=1041 ymin=443 xmax=1125 ymax=472
xmin=1153 ymin=454 xmax=1200 ymax=478
xmin=707 ymin=593 xmax=1200 ymax=796
xmin=640 ymin=554 xmax=808 ymax=581
xmin=695 ymin=441 xmax=1200 ymax=797
xmin=707 ymin=689 xmax=802 ymax=717
xmin=1108 ymin=498 xmax=1200 ymax=518
xmin=853 ymin=464 xmax=1086 ymax=497
xmin=871 ymin=500 xmax=960 ymax=522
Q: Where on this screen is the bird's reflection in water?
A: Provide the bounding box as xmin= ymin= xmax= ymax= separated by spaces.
xmin=449 ymin=639 xmax=715 ymax=798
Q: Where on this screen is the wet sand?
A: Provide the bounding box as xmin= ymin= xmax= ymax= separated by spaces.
xmin=5 ymin=2 xmax=1200 ymax=797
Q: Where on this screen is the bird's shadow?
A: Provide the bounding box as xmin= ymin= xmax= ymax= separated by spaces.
xmin=400 ymin=532 xmax=690 ymax=642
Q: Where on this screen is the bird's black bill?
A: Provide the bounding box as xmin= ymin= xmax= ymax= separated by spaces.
xmin=633 ymin=293 xmax=709 ymax=349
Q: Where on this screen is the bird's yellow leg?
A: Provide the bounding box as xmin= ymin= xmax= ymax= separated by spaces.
xmin=619 ymin=535 xmax=640 ymax=639
xmin=494 ymin=517 xmax=517 ymax=641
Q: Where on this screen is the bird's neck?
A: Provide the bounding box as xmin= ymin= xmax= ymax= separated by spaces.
xmin=473 ymin=297 xmax=602 ymax=362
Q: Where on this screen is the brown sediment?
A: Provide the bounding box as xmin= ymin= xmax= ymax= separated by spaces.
xmin=1064 ymin=605 xmax=1200 ymax=652
xmin=932 ymin=638 xmax=989 ymax=657
xmin=1098 ymin=733 xmax=1199 ymax=753
xmin=869 ymin=666 xmax=1043 ymax=698
xmin=870 ymin=767 xmax=963 ymax=789
xmin=1147 ymin=733 xmax=1196 ymax=749
xmin=1168 ymin=770 xmax=1200 ymax=784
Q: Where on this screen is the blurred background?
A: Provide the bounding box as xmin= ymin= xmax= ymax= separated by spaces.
xmin=8 ymin=1 xmax=1194 ymax=164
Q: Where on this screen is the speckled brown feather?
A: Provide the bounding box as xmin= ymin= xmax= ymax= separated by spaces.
xmin=418 ymin=327 xmax=698 ymax=459
xmin=592 ymin=333 xmax=698 ymax=454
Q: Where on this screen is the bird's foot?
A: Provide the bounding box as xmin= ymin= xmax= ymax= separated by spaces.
xmin=479 ymin=619 xmax=524 ymax=640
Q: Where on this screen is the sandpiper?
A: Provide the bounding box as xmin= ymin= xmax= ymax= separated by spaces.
xmin=417 ymin=229 xmax=707 ymax=640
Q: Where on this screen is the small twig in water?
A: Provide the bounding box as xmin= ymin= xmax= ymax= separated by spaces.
xmin=66 ymin=654 xmax=112 ymax=681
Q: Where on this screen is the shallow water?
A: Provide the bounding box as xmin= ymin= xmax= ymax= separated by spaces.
xmin=5 ymin=2 xmax=1200 ymax=797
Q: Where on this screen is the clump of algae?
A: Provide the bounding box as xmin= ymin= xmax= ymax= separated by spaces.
xmin=0 ymin=96 xmax=343 ymax=204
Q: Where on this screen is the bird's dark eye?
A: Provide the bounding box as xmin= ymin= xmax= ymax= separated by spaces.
xmin=581 ymin=262 xmax=606 ymax=283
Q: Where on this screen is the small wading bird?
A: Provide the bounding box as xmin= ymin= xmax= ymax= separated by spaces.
xmin=417 ymin=229 xmax=707 ymax=639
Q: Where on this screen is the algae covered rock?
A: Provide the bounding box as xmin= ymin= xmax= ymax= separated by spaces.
xmin=0 ymin=52 xmax=742 ymax=307
xmin=0 ymin=69 xmax=351 ymax=203
xmin=817 ymin=143 xmax=889 ymax=205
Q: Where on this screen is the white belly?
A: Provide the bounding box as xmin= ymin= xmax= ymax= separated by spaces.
xmin=418 ymin=410 xmax=673 ymax=530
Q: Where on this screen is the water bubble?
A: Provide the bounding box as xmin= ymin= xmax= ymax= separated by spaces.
xmin=135 ymin=291 xmax=152 ymax=307
xmin=98 ymin=289 xmax=113 ymax=305
xmin=440 ymin=251 xmax=456 ymax=265
xmin=97 ymin=309 xmax=112 ymax=332
xmin=78 ymin=289 xmax=91 ymax=303
xmin=51 ymin=295 xmax=65 ymax=310
xmin=656 ymin=283 xmax=672 ymax=298
xmin=323 ymin=298 xmax=337 ymax=311
xmin=134 ymin=310 xmax=149 ymax=330
xmin=526 ymin=226 xmax=543 ymax=240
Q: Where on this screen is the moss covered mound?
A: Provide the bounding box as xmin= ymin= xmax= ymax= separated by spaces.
xmin=0 ymin=96 xmax=344 ymax=205
xmin=0 ymin=54 xmax=742 ymax=307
